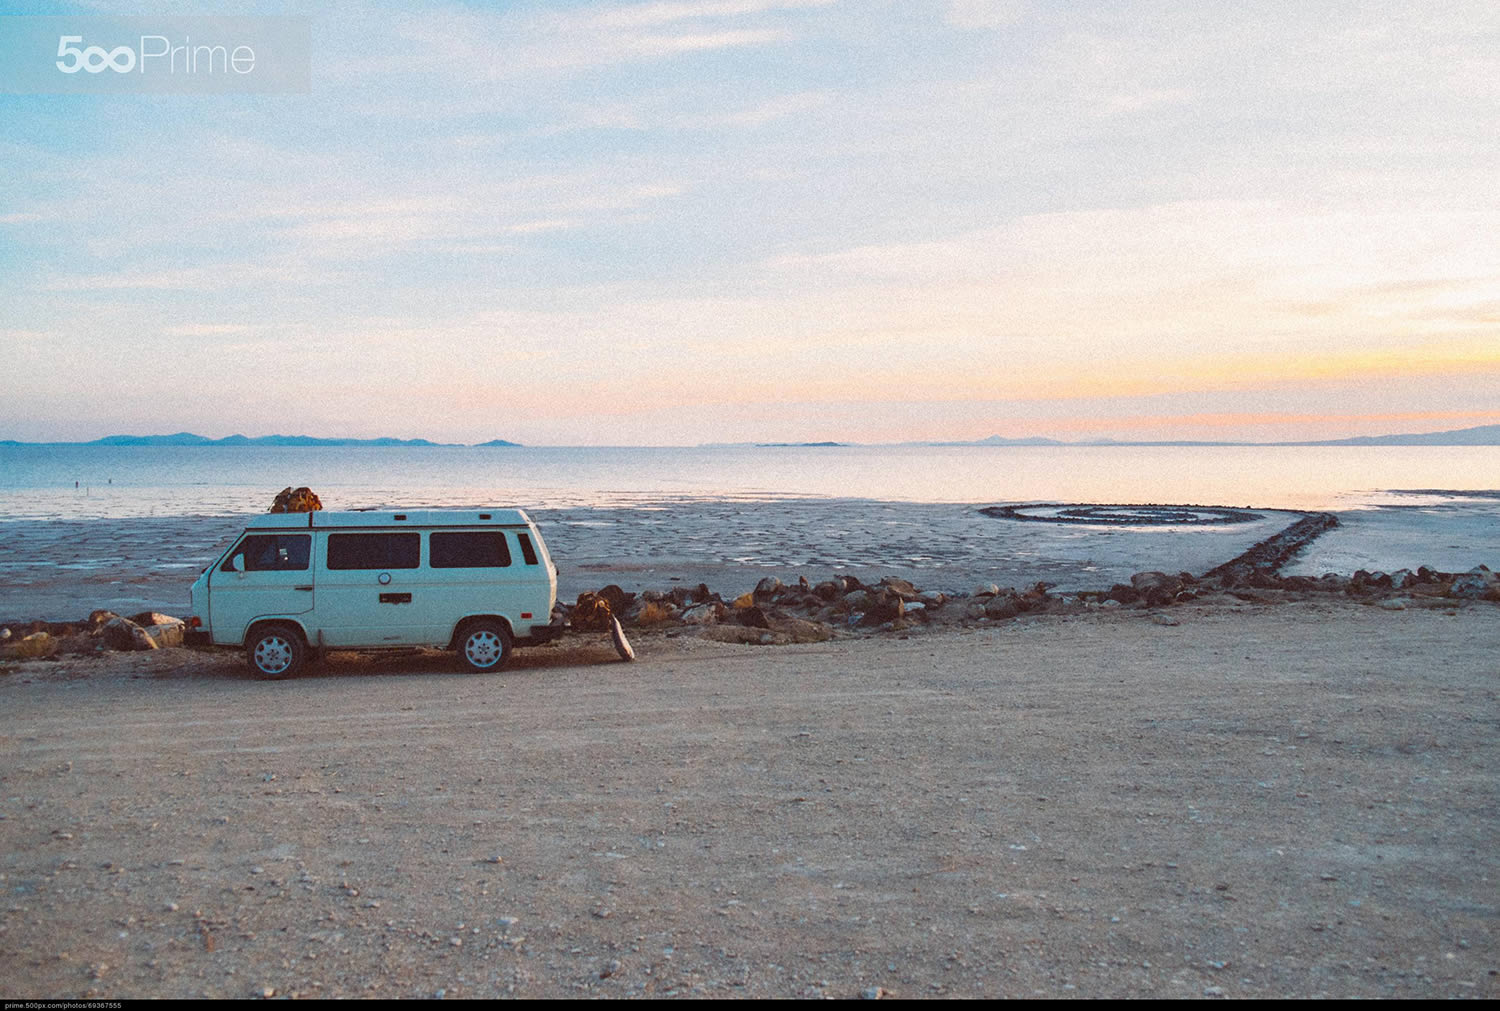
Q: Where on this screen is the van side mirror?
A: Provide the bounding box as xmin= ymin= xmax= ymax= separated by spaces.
xmin=229 ymin=554 xmax=245 ymax=574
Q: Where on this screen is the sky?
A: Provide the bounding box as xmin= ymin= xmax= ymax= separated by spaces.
xmin=2 ymin=0 xmax=1498 ymax=445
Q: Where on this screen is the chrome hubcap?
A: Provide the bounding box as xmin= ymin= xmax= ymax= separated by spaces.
xmin=254 ymin=636 xmax=292 ymax=675
xmin=465 ymin=631 xmax=502 ymax=667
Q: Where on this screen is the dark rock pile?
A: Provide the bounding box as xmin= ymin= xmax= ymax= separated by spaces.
xmin=555 ymin=559 xmax=1498 ymax=645
xmin=0 ymin=610 xmax=186 ymax=660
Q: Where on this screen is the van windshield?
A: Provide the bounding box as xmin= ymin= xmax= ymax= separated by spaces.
xmin=223 ymin=534 xmax=311 ymax=572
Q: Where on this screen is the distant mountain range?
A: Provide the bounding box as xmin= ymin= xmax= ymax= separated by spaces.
xmin=2 ymin=424 xmax=1497 ymax=448
xmin=1290 ymin=424 xmax=1500 ymax=447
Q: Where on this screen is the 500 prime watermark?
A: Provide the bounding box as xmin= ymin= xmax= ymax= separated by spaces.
xmin=1 ymin=16 xmax=310 ymax=94
xmin=56 ymin=34 xmax=259 ymax=76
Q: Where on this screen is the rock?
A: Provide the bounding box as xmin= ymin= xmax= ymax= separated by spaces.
xmin=87 ymin=609 xmax=120 ymax=628
xmin=701 ymin=625 xmax=783 ymax=645
xmin=100 ymin=617 xmax=154 ymax=651
xmin=732 ymin=592 xmax=756 ymax=609
xmin=983 ymin=595 xmax=1020 ymax=619
xmin=857 ymin=590 xmax=904 ymax=627
xmin=596 ymin=584 xmax=634 ymax=616
xmin=0 ymin=627 xmax=9 ymax=641
xmin=0 ymin=631 xmax=56 ymax=660
xmin=129 ymin=611 xmax=180 ymax=627
xmin=973 ymin=583 xmax=1001 ymax=598
xmin=879 ymin=577 xmax=920 ymax=601
xmin=1449 ymin=566 xmax=1499 ymax=600
xmin=141 ymin=618 xmax=185 ymax=648
xmin=963 ymin=601 xmax=987 ymax=620
xmin=769 ymin=616 xmax=833 ymax=643
xmin=736 ymin=605 xmax=772 ymax=629
xmin=1130 ymin=571 xmax=1183 ymax=606
xmin=1390 ymin=569 xmax=1415 ymax=590
xmin=1106 ymin=584 xmax=1140 ymax=605
xmin=813 ymin=580 xmax=843 ymax=601
xmin=680 ymin=602 xmax=724 ymax=626
xmin=754 ymin=576 xmax=784 ymax=598
xmin=572 ymin=592 xmax=614 ymax=631
xmin=633 ymin=601 xmax=679 ymax=625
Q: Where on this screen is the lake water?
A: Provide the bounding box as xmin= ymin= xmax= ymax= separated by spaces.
xmin=2 ymin=443 xmax=1498 ymax=520
xmin=2 ymin=444 xmax=1496 ymax=618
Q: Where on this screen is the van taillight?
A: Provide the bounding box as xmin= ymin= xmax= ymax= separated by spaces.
xmin=188 ymin=616 xmax=202 ymax=628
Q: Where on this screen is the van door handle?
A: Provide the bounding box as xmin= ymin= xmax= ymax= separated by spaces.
xmin=379 ymin=592 xmax=412 ymax=604
xmin=294 ymin=585 xmax=314 ymax=591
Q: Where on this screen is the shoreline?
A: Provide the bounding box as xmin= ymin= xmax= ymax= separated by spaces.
xmin=2 ymin=494 xmax=1497 ymax=625
xmin=0 ymin=497 xmax=1455 ymax=624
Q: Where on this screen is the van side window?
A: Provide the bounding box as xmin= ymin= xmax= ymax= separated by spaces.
xmin=430 ymin=531 xmax=512 ymax=568
xmin=327 ymin=532 xmax=420 ymax=570
xmin=516 ymin=532 xmax=539 ymax=566
xmin=223 ymin=534 xmax=311 ymax=572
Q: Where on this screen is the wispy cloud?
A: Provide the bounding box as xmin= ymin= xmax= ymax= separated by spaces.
xmin=597 ymin=0 xmax=837 ymax=30
xmin=944 ymin=0 xmax=1028 ymax=31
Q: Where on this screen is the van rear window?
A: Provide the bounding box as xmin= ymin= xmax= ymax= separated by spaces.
xmin=516 ymin=533 xmax=539 ymax=565
xmin=430 ymin=531 xmax=512 ymax=568
xmin=327 ymin=532 xmax=420 ymax=570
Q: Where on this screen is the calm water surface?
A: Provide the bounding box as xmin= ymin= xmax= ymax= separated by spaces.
xmin=1 ymin=444 xmax=1497 ymax=520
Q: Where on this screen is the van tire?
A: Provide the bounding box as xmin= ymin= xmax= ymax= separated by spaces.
xmin=459 ymin=620 xmax=511 ymax=672
xmin=247 ymin=624 xmax=306 ymax=680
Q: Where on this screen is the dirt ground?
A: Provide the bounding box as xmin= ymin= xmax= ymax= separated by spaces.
xmin=1 ymin=598 xmax=1497 ymax=999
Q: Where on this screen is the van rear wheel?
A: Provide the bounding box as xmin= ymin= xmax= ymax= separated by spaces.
xmin=459 ymin=620 xmax=511 ymax=672
xmin=248 ymin=624 xmax=305 ymax=680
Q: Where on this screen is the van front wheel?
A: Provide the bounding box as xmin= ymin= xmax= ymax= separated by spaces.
xmin=459 ymin=620 xmax=511 ymax=672
xmin=248 ymin=624 xmax=305 ymax=680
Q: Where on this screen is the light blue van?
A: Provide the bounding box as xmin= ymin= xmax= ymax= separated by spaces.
xmin=187 ymin=510 xmax=559 ymax=678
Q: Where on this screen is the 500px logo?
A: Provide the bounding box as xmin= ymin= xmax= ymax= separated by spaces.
xmin=54 ymin=35 xmax=257 ymax=75
xmin=0 ymin=16 xmax=309 ymax=94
